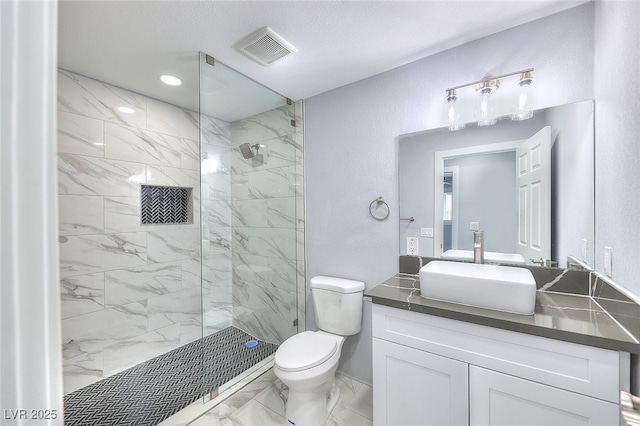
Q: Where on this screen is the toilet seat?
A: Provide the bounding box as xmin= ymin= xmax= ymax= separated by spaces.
xmin=275 ymin=331 xmax=337 ymax=372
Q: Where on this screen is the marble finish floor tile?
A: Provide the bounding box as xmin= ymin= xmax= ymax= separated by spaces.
xmin=346 ymin=384 xmax=374 ymax=420
xmin=324 ymin=408 xmax=373 ymax=426
xmin=183 ymin=369 xmax=373 ymax=426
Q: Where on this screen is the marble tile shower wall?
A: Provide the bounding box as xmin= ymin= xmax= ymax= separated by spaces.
xmin=57 ymin=70 xmax=203 ymax=394
xmin=200 ymin=113 xmax=233 ymax=336
xmin=230 ymin=102 xmax=305 ymax=344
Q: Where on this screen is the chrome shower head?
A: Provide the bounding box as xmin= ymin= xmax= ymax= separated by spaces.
xmin=239 ymin=143 xmax=255 ymax=159
xmin=239 ymin=143 xmax=262 ymax=160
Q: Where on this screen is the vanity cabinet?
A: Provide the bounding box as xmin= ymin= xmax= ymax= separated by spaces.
xmin=372 ymin=304 xmax=630 ymax=426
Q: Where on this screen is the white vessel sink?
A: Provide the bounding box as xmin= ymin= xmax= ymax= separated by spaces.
xmin=419 ymin=261 xmax=537 ymax=315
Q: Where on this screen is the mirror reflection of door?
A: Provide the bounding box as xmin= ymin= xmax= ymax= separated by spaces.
xmin=442 ymin=150 xmax=518 ymax=254
xmin=443 ymin=168 xmax=458 ymax=252
xmin=434 ymin=128 xmax=551 ymax=265
xmin=516 ymin=126 xmax=551 ymax=263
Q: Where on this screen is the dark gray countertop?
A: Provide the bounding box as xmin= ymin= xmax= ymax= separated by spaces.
xmin=366 ymin=274 xmax=640 ymax=354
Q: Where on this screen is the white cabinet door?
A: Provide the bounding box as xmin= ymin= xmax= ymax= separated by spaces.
xmin=469 ymin=366 xmax=620 ymax=426
xmin=373 ymin=338 xmax=469 ymax=426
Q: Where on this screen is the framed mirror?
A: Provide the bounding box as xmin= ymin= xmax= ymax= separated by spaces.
xmin=399 ymin=100 xmax=594 ymax=268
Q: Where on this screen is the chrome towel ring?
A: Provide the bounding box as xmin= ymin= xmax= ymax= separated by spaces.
xmin=369 ymin=196 xmax=390 ymax=221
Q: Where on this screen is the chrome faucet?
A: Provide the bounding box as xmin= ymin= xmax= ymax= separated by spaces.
xmin=473 ymin=231 xmax=484 ymax=264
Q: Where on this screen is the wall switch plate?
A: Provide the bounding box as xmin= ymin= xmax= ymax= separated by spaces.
xmin=407 ymin=237 xmax=419 ymax=255
xmin=604 ymin=246 xmax=613 ymax=277
xmin=469 ymin=222 xmax=479 ymax=231
xmin=421 ymin=227 xmax=434 ymax=237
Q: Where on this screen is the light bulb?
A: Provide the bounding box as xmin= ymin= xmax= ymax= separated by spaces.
xmin=475 ymin=80 xmax=499 ymax=127
xmin=512 ymin=71 xmax=533 ymax=121
xmin=447 ymin=100 xmax=466 ymax=131
xmin=477 ymin=91 xmax=496 ymax=126
xmin=512 ymin=82 xmax=533 ymax=120
xmin=445 ymin=89 xmax=465 ymax=131
xmin=448 ymin=101 xmax=455 ymax=123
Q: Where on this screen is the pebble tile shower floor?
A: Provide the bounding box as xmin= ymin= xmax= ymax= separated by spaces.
xmin=63 ymin=327 xmax=277 ymax=426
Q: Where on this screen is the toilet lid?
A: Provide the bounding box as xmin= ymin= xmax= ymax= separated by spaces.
xmin=275 ymin=331 xmax=337 ymax=372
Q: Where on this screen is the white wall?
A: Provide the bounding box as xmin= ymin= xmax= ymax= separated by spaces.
xmin=305 ymin=3 xmax=595 ymax=384
xmin=1 ymin=1 xmax=64 ymax=424
xmin=594 ymin=1 xmax=640 ymax=295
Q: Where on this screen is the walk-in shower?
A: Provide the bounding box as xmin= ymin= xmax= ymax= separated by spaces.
xmin=58 ymin=52 xmax=304 ymax=425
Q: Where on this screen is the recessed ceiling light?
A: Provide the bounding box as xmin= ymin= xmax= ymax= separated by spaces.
xmin=117 ymin=106 xmax=135 ymax=114
xmin=160 ymin=74 xmax=182 ymax=86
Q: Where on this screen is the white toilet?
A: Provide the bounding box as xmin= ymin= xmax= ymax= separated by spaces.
xmin=274 ymin=275 xmax=365 ymax=426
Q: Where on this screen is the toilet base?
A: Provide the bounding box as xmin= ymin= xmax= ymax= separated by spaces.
xmin=326 ymin=380 xmax=341 ymax=416
xmin=284 ymin=381 xmax=341 ymax=426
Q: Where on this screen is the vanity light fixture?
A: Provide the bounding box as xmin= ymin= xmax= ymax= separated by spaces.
xmin=444 ymin=68 xmax=534 ymax=130
xmin=160 ymin=74 xmax=182 ymax=86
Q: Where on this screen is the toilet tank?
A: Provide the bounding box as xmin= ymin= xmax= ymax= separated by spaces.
xmin=310 ymin=276 xmax=365 ymax=336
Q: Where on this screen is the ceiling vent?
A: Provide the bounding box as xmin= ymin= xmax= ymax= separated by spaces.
xmin=234 ymin=26 xmax=298 ymax=66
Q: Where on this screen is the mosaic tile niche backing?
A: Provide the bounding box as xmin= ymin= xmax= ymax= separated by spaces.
xmin=141 ymin=185 xmax=191 ymax=225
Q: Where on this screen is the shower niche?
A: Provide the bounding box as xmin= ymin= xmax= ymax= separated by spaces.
xmin=140 ymin=185 xmax=192 ymax=225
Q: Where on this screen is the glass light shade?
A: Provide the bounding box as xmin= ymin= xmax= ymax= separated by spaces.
xmin=477 ymin=91 xmax=496 ymax=126
xmin=511 ymin=82 xmax=533 ymax=120
xmin=447 ymin=98 xmax=465 ymax=131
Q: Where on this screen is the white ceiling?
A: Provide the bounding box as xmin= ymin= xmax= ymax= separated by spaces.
xmin=58 ymin=0 xmax=587 ymax=116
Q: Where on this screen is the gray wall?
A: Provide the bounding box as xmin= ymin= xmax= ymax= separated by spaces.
xmin=547 ymin=101 xmax=595 ymax=266
xmin=594 ymin=1 xmax=640 ymax=296
xmin=306 ymin=3 xmax=595 ymax=384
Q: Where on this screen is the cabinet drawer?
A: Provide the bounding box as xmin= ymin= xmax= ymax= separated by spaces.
xmin=373 ymin=304 xmax=626 ymax=403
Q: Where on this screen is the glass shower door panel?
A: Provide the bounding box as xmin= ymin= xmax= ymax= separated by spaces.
xmin=199 ymin=52 xmax=303 ymax=399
